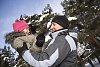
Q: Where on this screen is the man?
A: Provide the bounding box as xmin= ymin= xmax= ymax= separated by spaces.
xmin=17 ymin=15 xmax=77 ymax=67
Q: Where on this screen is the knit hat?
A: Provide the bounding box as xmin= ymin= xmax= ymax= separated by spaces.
xmin=13 ymin=20 xmax=29 ymax=32
xmin=52 ymin=15 xmax=69 ymax=29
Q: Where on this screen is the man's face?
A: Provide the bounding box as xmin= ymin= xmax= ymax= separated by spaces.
xmin=50 ymin=22 xmax=63 ymax=32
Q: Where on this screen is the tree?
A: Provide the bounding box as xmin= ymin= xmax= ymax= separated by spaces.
xmin=0 ymin=46 xmax=16 ymax=67
xmin=61 ymin=0 xmax=100 ymax=66
xmin=20 ymin=4 xmax=55 ymax=34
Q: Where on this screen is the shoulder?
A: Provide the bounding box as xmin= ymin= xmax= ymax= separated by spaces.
xmin=54 ymin=34 xmax=69 ymax=47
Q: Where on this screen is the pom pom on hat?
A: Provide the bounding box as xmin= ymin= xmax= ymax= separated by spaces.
xmin=13 ymin=20 xmax=29 ymax=32
xmin=52 ymin=15 xmax=69 ymax=29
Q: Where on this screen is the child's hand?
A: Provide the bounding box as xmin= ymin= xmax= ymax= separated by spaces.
xmin=17 ymin=42 xmax=28 ymax=56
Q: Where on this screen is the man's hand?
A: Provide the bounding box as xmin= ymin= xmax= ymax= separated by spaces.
xmin=36 ymin=32 xmax=45 ymax=47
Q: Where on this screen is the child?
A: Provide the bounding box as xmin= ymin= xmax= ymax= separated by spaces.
xmin=5 ymin=20 xmax=44 ymax=52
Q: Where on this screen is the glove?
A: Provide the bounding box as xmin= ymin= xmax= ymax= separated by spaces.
xmin=16 ymin=42 xmax=28 ymax=56
xmin=36 ymin=32 xmax=45 ymax=47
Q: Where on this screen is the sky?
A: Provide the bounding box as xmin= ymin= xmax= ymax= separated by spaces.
xmin=0 ymin=0 xmax=64 ymax=49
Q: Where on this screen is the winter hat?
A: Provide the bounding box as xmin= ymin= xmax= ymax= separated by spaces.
xmin=13 ymin=20 xmax=29 ymax=32
xmin=51 ymin=15 xmax=69 ymax=29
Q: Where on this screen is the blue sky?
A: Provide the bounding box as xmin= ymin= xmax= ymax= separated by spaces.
xmin=0 ymin=0 xmax=64 ymax=49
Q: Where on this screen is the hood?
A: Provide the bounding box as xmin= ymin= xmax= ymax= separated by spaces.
xmin=5 ymin=31 xmax=25 ymax=45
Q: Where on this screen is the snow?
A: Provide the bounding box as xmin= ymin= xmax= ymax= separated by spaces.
xmin=68 ymin=17 xmax=77 ymax=21
xmin=39 ymin=13 xmax=49 ymax=22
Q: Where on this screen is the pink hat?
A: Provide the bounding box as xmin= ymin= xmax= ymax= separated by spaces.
xmin=13 ymin=20 xmax=29 ymax=32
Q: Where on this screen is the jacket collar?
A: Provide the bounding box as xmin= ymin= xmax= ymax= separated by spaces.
xmin=51 ymin=29 xmax=68 ymax=39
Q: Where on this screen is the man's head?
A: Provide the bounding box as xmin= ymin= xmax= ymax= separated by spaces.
xmin=13 ymin=20 xmax=29 ymax=35
xmin=50 ymin=15 xmax=69 ymax=32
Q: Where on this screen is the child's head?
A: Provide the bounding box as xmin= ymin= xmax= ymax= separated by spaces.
xmin=13 ymin=20 xmax=29 ymax=35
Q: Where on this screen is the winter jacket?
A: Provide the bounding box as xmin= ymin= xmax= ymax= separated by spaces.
xmin=5 ymin=32 xmax=42 ymax=52
xmin=22 ymin=29 xmax=77 ymax=67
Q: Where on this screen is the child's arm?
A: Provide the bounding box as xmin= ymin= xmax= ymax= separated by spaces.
xmin=13 ymin=35 xmax=35 ymax=49
xmin=13 ymin=34 xmax=42 ymax=52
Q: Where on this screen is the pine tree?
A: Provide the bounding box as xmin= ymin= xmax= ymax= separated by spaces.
xmin=20 ymin=4 xmax=55 ymax=34
xmin=0 ymin=46 xmax=16 ymax=67
xmin=61 ymin=0 xmax=100 ymax=66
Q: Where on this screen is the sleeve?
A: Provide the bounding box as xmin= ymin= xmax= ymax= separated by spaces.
xmin=13 ymin=35 xmax=35 ymax=49
xmin=13 ymin=37 xmax=24 ymax=49
xmin=17 ymin=35 xmax=35 ymax=44
xmin=22 ymin=35 xmax=71 ymax=67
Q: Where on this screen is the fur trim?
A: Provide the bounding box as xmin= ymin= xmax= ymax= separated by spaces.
xmin=5 ymin=32 xmax=25 ymax=45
